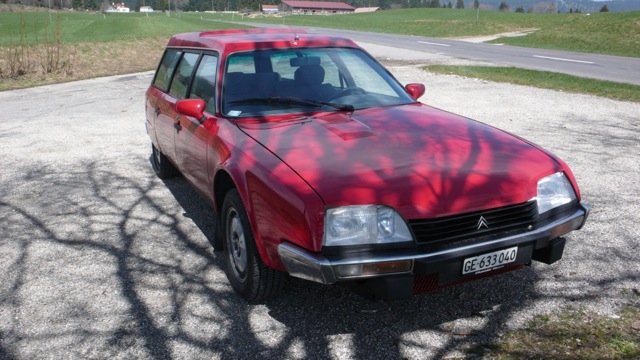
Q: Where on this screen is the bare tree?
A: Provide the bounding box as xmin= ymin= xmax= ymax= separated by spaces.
xmin=473 ymin=0 xmax=479 ymax=22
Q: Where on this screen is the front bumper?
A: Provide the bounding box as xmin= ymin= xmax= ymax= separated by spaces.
xmin=277 ymin=203 xmax=590 ymax=284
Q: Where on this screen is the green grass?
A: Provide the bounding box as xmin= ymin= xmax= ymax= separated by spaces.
xmin=425 ymin=65 xmax=640 ymax=102
xmin=475 ymin=305 xmax=640 ymax=359
xmin=239 ymin=9 xmax=640 ymax=58
xmin=487 ymin=11 xmax=640 ymax=57
xmin=1 ymin=9 xmax=638 ymax=57
xmin=0 ymin=12 xmax=246 ymax=45
xmin=243 ymin=9 xmax=552 ymax=37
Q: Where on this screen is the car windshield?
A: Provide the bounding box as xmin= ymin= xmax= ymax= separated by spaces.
xmin=222 ymin=47 xmax=415 ymax=118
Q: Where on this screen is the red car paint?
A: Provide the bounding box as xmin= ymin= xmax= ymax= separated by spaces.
xmin=146 ymin=28 xmax=588 ymax=300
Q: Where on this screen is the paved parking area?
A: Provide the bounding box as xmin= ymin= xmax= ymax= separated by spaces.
xmin=1 ymin=67 xmax=639 ymax=359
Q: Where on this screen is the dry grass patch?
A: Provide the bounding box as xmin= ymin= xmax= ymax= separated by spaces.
xmin=467 ymin=304 xmax=640 ymax=359
xmin=1 ymin=37 xmax=166 ymax=91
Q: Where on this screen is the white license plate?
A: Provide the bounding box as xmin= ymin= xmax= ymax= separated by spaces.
xmin=462 ymin=247 xmax=518 ymax=275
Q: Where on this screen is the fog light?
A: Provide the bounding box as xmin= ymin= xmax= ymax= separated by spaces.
xmin=335 ymin=260 xmax=412 ymax=278
xmin=335 ymin=264 xmax=363 ymax=278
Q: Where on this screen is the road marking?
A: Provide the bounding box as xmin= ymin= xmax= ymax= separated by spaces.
xmin=418 ymin=41 xmax=451 ymax=47
xmin=533 ymin=55 xmax=595 ymax=64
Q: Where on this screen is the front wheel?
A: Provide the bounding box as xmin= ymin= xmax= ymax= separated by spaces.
xmin=222 ymin=189 xmax=285 ymax=301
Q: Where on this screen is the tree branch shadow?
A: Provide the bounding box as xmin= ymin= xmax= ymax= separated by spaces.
xmin=0 ymin=129 xmax=631 ymax=359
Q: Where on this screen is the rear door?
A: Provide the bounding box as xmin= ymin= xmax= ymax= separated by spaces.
xmin=149 ymin=49 xmax=183 ymax=162
xmin=175 ymin=53 xmax=220 ymax=199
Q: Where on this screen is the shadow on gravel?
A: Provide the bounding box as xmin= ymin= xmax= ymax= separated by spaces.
xmin=158 ymin=164 xmax=546 ymax=358
xmin=0 ymin=155 xmax=607 ymax=358
xmin=0 ymin=340 xmax=17 ymax=360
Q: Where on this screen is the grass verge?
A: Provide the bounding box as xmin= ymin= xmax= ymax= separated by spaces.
xmin=424 ymin=65 xmax=640 ymax=102
xmin=237 ymin=9 xmax=640 ymax=58
xmin=470 ymin=304 xmax=640 ymax=359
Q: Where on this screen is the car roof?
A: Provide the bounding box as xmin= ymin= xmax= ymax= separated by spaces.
xmin=166 ymin=28 xmax=361 ymax=54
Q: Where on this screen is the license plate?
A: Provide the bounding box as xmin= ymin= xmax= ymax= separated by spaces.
xmin=462 ymin=247 xmax=518 ymax=275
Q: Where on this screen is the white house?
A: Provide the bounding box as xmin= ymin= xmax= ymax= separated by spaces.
xmin=106 ymin=2 xmax=130 ymax=12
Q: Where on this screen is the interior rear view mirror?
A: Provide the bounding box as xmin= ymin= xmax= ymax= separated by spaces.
xmin=290 ymin=56 xmax=321 ymax=67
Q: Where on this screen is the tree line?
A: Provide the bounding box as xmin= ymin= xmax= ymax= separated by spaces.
xmin=0 ymin=0 xmax=469 ymax=12
xmin=0 ymin=0 xmax=617 ymax=13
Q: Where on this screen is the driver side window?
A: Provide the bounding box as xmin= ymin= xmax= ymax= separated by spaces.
xmin=190 ymin=54 xmax=219 ymax=114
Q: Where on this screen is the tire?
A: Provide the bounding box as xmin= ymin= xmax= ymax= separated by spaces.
xmin=222 ymin=189 xmax=285 ymax=301
xmin=151 ymin=144 xmax=178 ymax=179
xmin=211 ymin=210 xmax=224 ymax=252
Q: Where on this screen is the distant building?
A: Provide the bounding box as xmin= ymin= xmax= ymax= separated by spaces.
xmin=354 ymin=7 xmax=380 ymax=13
xmin=106 ymin=2 xmax=130 ymax=12
xmin=261 ymin=4 xmax=279 ymax=14
xmin=140 ymin=6 xmax=154 ymax=12
xmin=280 ymin=1 xmax=355 ymax=14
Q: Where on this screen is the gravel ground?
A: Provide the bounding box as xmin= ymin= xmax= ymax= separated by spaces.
xmin=1 ymin=53 xmax=639 ymax=359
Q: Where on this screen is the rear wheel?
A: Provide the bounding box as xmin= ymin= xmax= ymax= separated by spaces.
xmin=222 ymin=189 xmax=285 ymax=301
xmin=151 ymin=144 xmax=178 ymax=179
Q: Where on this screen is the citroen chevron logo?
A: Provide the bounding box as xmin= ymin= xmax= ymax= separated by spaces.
xmin=477 ymin=216 xmax=489 ymax=230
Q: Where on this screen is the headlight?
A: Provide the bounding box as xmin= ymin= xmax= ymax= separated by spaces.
xmin=537 ymin=172 xmax=577 ymax=214
xmin=324 ymin=205 xmax=413 ymax=246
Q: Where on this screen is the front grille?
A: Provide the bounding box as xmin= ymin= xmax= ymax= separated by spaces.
xmin=409 ymin=201 xmax=538 ymax=246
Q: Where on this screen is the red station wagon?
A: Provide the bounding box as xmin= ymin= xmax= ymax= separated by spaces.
xmin=145 ymin=28 xmax=590 ymax=301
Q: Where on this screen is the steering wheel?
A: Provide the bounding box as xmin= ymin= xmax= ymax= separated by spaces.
xmin=329 ymin=87 xmax=367 ymax=101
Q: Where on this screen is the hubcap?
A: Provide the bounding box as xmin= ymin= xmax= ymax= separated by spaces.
xmin=227 ymin=209 xmax=247 ymax=281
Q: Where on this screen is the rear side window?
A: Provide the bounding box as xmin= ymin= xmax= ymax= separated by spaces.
xmin=153 ymin=49 xmax=182 ymax=92
xmin=169 ymin=52 xmax=200 ymax=100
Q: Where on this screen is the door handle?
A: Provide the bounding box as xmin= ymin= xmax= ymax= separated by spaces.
xmin=173 ymin=121 xmax=182 ymax=132
xmin=155 ymin=107 xmax=161 ymax=116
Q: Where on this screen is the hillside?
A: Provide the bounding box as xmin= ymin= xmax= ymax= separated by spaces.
xmin=472 ymin=0 xmax=640 ymax=12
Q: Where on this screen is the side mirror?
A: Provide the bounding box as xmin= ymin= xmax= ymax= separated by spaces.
xmin=176 ymin=99 xmax=206 ymax=121
xmin=405 ymin=83 xmax=425 ymax=100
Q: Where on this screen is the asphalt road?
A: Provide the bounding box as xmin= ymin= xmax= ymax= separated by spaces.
xmin=1 ymin=58 xmax=639 ymax=358
xmin=245 ymin=23 xmax=640 ymax=85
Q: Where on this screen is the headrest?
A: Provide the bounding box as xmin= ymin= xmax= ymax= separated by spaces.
xmin=294 ymin=65 xmax=325 ymax=86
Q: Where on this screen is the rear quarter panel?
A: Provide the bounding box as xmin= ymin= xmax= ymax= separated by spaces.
xmin=145 ymin=87 xmax=162 ymax=146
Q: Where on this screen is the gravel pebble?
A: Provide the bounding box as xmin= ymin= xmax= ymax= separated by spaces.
xmin=1 ymin=57 xmax=639 ymax=358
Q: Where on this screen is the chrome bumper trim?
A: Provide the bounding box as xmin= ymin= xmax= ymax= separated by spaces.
xmin=278 ymin=204 xmax=590 ymax=284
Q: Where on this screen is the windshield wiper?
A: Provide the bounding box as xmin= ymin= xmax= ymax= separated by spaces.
xmin=228 ymin=97 xmax=354 ymax=112
xmin=316 ymin=100 xmax=354 ymax=112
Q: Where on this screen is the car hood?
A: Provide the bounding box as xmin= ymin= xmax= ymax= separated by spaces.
xmin=237 ymin=104 xmax=561 ymax=219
